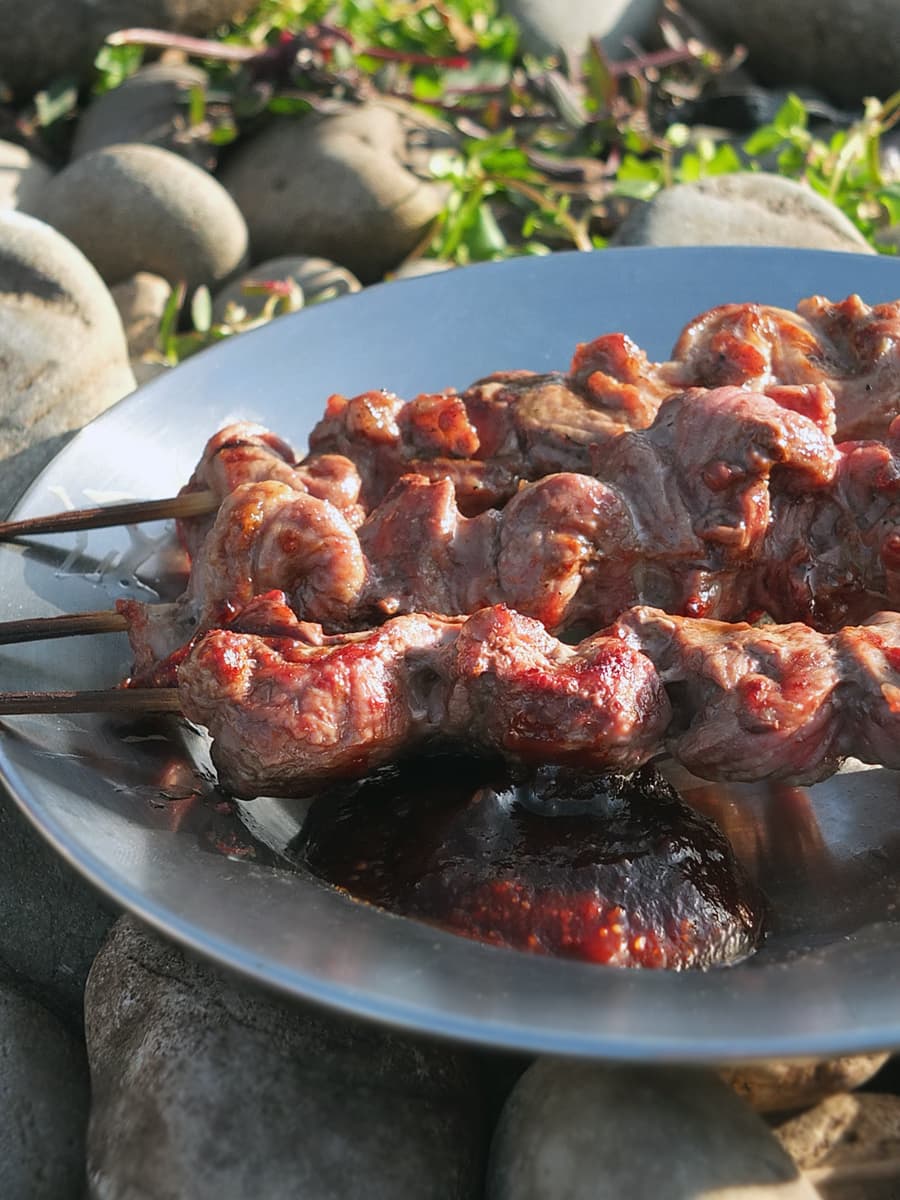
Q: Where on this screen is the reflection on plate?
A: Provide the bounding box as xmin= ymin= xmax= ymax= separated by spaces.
xmin=2 ymin=247 xmax=900 ymax=1060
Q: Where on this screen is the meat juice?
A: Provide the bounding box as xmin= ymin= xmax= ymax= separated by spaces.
xmin=297 ymin=758 xmax=765 ymax=969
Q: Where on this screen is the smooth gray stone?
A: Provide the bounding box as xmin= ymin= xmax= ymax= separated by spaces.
xmin=0 ymin=0 xmax=249 ymax=96
xmin=86 ymin=917 xmax=486 ymax=1200
xmin=212 ymin=254 xmax=361 ymax=322
xmin=611 ymin=173 xmax=874 ymax=253
xmin=0 ymin=787 xmax=115 ymax=1019
xmin=110 ymin=271 xmax=172 ymax=358
xmin=487 ymin=1059 xmax=819 ymax=1198
xmin=220 ymin=100 xmax=452 ymax=283
xmin=0 ymin=139 xmax=53 ymax=211
xmin=500 ymin=0 xmax=660 ymax=63
xmin=29 ymin=143 xmax=249 ymax=288
xmin=0 ymin=211 xmax=135 ymax=516
xmin=72 ymin=63 xmax=214 ymax=169
xmin=681 ymin=0 xmax=900 ymax=106
xmin=0 ymin=976 xmax=90 ymax=1198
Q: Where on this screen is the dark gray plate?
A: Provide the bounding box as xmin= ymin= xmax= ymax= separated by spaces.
xmin=2 ymin=246 xmax=900 ymax=1061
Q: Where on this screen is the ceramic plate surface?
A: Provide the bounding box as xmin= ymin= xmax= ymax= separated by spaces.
xmin=2 ymin=246 xmax=900 ymax=1061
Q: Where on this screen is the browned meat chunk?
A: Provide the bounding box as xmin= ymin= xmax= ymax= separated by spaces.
xmin=176 ymin=600 xmax=900 ymax=797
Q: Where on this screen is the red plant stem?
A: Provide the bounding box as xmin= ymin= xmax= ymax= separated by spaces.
xmin=106 ymin=28 xmax=256 ymax=61
xmin=607 ymin=45 xmax=703 ymax=76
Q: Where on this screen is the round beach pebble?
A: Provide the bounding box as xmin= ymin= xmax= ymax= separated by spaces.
xmin=499 ymin=0 xmax=659 ymax=63
xmin=29 ymin=143 xmax=248 ymax=288
xmin=681 ymin=0 xmax=900 ymax=107
xmin=72 ymin=63 xmax=214 ymax=168
xmin=85 ymin=917 xmax=485 ymax=1200
xmin=110 ymin=271 xmax=173 ymax=358
xmin=722 ymin=1054 xmax=890 ymax=1114
xmin=610 ymin=172 xmax=874 ymax=253
xmin=0 ymin=139 xmax=52 ymax=211
xmin=212 ymin=254 xmax=361 ymax=322
xmin=0 ymin=978 xmax=90 ymax=1198
xmin=0 ymin=211 xmax=135 ymax=514
xmin=775 ymin=1092 xmax=900 ymax=1199
xmin=0 ymin=0 xmax=250 ymax=96
xmin=220 ymin=100 xmax=452 ymax=283
xmin=487 ymin=1059 xmax=819 ymax=1199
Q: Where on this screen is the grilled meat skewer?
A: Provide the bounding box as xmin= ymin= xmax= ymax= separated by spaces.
xmin=119 ymin=384 xmax=899 ymax=677
xmin=172 ymin=598 xmax=900 ymax=798
xmin=5 ymin=598 xmax=898 ymax=793
xmin=311 ymin=294 xmax=900 ymax=513
xmin=3 ymin=293 xmax=894 ymax=544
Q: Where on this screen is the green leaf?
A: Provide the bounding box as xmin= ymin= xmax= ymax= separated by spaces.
xmin=191 ymin=286 xmax=212 ymax=334
xmin=188 ymin=84 xmax=206 ymax=128
xmin=612 ymin=177 xmax=661 ymax=201
xmin=877 ymin=184 xmax=900 ymax=225
xmin=467 ymin=201 xmax=507 ymax=258
xmin=742 ymin=126 xmax=784 ymax=156
xmin=616 ymin=153 xmax=663 ymax=183
xmin=92 ymin=44 xmax=143 ymax=95
xmin=33 ymin=78 xmax=78 ymax=128
xmin=704 ymin=142 xmax=743 ymax=175
xmin=208 ymin=122 xmax=239 ymax=147
xmin=774 ymin=92 xmax=809 ymax=135
xmin=267 ymin=95 xmax=312 ymax=116
xmin=158 ymin=282 xmax=186 ymax=363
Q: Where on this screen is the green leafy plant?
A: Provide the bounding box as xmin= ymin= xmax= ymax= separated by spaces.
xmin=73 ymin=0 xmax=900 ymax=366
xmin=743 ymin=91 xmax=900 ymax=248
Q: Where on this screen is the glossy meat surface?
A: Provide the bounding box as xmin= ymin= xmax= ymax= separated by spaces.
xmin=176 ymin=422 xmax=364 ymax=556
xmin=309 ymin=295 xmax=900 ymax=513
xmin=179 ymin=604 xmax=669 ymax=797
xmin=129 ymin=384 xmax=900 ymax=672
xmin=177 ymin=599 xmax=900 ymax=797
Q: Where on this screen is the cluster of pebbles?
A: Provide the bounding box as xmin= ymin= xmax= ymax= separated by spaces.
xmin=1 ymin=0 xmax=899 ymax=1195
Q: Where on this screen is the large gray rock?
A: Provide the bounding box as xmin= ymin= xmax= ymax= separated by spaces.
xmin=487 ymin=1059 xmax=819 ymax=1198
xmin=29 ymin=143 xmax=248 ymax=288
xmin=0 ymin=139 xmax=52 ymax=211
xmin=500 ymin=0 xmax=660 ymax=63
xmin=0 ymin=211 xmax=135 ymax=515
xmin=212 ymin=254 xmax=361 ymax=322
xmin=0 ymin=787 xmax=115 ymax=1018
xmin=0 ymin=0 xmax=250 ymax=97
xmin=86 ymin=917 xmax=486 ymax=1200
xmin=220 ymin=101 xmax=452 ymax=283
xmin=0 ymin=976 xmax=90 ymax=1198
xmin=611 ymin=172 xmax=874 ymax=253
xmin=681 ymin=0 xmax=900 ymax=107
xmin=722 ymin=1054 xmax=890 ymax=1115
xmin=72 ymin=63 xmax=214 ymax=169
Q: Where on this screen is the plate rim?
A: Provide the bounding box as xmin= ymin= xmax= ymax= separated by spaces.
xmin=4 ymin=244 xmax=900 ymax=1061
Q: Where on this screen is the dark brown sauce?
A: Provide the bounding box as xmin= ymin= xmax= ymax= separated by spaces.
xmin=297 ymin=757 xmax=766 ymax=969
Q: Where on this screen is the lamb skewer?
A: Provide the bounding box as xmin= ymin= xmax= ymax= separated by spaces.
xmin=4 ymin=600 xmax=898 ymax=795
xmin=3 ymin=294 xmax=896 ymax=542
xmin=4 ymin=380 xmax=898 ymax=664
xmin=0 ymin=423 xmax=366 ymax=546
xmin=110 ymin=384 xmax=897 ymax=677
xmin=310 ymin=294 xmax=900 ymax=512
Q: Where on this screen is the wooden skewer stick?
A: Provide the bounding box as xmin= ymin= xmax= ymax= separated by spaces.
xmin=0 ymin=489 xmax=219 ymax=542
xmin=0 ymin=689 xmax=181 ymax=716
xmin=0 ymin=610 xmax=129 ymax=645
